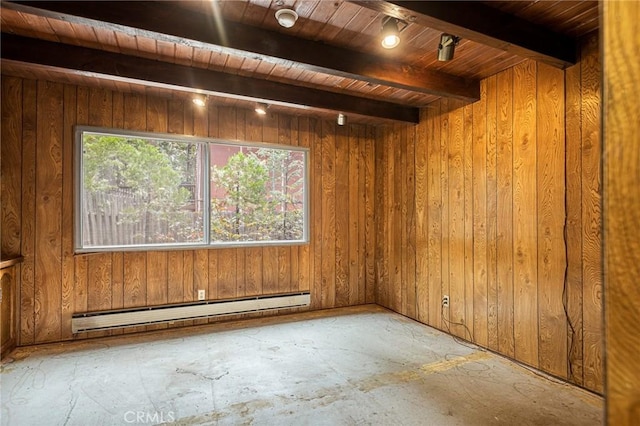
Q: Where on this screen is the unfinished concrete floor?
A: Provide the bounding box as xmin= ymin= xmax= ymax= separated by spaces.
xmin=1 ymin=305 xmax=602 ymax=425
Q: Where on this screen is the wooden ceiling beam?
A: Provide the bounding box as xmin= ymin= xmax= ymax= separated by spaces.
xmin=352 ymin=0 xmax=577 ymax=68
xmin=3 ymin=0 xmax=480 ymax=102
xmin=1 ymin=34 xmax=419 ymax=123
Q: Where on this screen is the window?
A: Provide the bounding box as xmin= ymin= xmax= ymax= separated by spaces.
xmin=75 ymin=126 xmax=309 ymax=252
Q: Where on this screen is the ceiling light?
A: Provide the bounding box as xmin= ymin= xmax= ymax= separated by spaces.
xmin=192 ymin=95 xmax=206 ymax=107
xmin=337 ymin=113 xmax=347 ymax=126
xmin=437 ymin=34 xmax=460 ymax=61
xmin=275 ymin=9 xmax=298 ymax=28
xmin=381 ymin=16 xmax=407 ymax=49
xmin=255 ymin=102 xmax=269 ymax=115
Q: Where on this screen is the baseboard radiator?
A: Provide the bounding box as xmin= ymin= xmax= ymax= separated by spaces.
xmin=72 ymin=292 xmax=311 ymax=333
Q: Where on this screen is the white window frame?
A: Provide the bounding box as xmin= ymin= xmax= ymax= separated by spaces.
xmin=75 ymin=126 xmax=309 ymax=253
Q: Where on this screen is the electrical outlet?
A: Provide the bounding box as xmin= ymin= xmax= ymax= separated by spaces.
xmin=198 ymin=289 xmax=206 ymax=301
xmin=442 ymin=295 xmax=449 ymax=307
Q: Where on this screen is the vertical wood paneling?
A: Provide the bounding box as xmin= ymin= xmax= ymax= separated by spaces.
xmin=110 ymin=251 xmax=124 ymax=335
xmin=1 ymin=77 xmax=22 ymax=258
xmin=448 ymin=101 xmax=465 ymax=338
xmin=392 ymin=126 xmax=403 ymax=311
xmin=565 ymin=49 xmax=585 ymax=386
xmin=440 ymin=99 xmax=450 ymax=330
xmin=374 ymin=126 xmax=388 ymax=307
xmin=375 ymin=44 xmax=602 ymax=394
xmin=146 ymin=250 xmax=167 ymax=329
xmin=406 ymin=123 xmax=417 ymax=319
xmin=321 ymin=119 xmax=336 ymax=308
xmin=364 ymin=126 xmax=376 ymax=304
xmin=167 ymin=252 xmax=184 ymax=304
xmin=348 ymin=124 xmax=360 ymax=305
xmin=496 ymin=68 xmax=516 ymax=358
xmin=34 ymin=80 xmax=64 ymax=343
xmin=472 ymin=79 xmax=488 ymax=346
xmin=580 ymin=34 xmax=603 ymax=393
xmin=536 ymin=63 xmax=567 ymax=378
xmin=463 ymin=103 xmax=474 ymax=343
xmin=123 ymin=253 xmax=146 ymax=308
xmin=383 ymin=125 xmax=394 ymax=310
xmin=87 ymin=255 xmax=112 ymax=312
xmin=485 ymin=76 xmax=499 ymax=351
xmin=1 ymin=78 xmax=23 ymax=347
xmin=398 ymin=125 xmax=407 ymax=315
xmin=311 ymin=117 xmax=323 ymax=309
xmin=415 ymin=108 xmax=429 ymax=323
xmin=20 ymin=79 xmax=37 ymax=345
xmin=394 ymin=124 xmax=404 ymax=314
xmin=182 ymin=251 xmax=194 ymax=327
xmin=427 ymin=102 xmax=442 ymax=329
xmin=334 ymin=124 xmax=349 ymax=306
xmin=1 ymin=78 xmax=23 ymax=348
xmin=145 ymin=97 xmax=169 ymax=325
xmin=603 ymin=1 xmax=640 ymax=423
xmin=512 ymin=60 xmax=539 ymax=368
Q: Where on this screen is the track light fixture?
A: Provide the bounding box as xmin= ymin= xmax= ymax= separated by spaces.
xmin=380 ymin=16 xmax=408 ymax=49
xmin=337 ymin=113 xmax=347 ymax=126
xmin=437 ymin=33 xmax=461 ymax=61
xmin=255 ymin=102 xmax=269 ymax=115
xmin=192 ymin=95 xmax=207 ymax=107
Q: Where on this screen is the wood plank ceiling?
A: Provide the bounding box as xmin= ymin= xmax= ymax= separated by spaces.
xmin=0 ymin=0 xmax=598 ymax=124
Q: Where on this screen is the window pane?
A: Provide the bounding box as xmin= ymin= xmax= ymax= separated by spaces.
xmin=76 ymin=127 xmax=308 ymax=252
xmin=209 ymin=145 xmax=306 ymax=243
xmin=80 ymin=132 xmax=205 ymax=248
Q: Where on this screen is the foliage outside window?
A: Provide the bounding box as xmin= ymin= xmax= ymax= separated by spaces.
xmin=75 ymin=127 xmax=308 ymax=252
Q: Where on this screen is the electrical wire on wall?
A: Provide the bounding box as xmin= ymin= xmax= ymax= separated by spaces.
xmin=563 ymin=146 xmax=578 ymax=384
xmin=442 ymin=296 xmax=579 ymax=388
xmin=441 ymin=306 xmax=479 ymax=351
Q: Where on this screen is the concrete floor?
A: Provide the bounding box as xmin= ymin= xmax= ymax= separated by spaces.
xmin=1 ymin=305 xmax=602 ymax=426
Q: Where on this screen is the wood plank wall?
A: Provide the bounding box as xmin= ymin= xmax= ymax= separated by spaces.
xmin=0 ymin=78 xmax=376 ymax=344
xmin=565 ymin=33 xmax=603 ymax=393
xmin=603 ymin=1 xmax=640 ymax=424
xmin=374 ymin=35 xmax=603 ymax=393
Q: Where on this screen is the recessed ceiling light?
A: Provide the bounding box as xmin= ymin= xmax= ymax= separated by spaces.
xmin=275 ymin=9 xmax=298 ymax=28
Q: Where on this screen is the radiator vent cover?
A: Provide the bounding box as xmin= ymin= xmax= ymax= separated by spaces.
xmin=72 ymin=292 xmax=310 ymax=333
